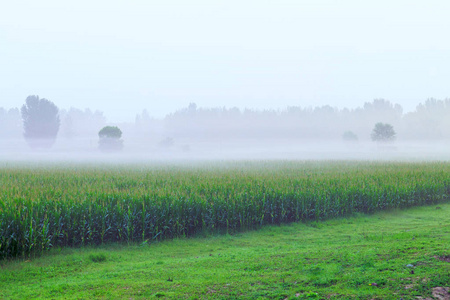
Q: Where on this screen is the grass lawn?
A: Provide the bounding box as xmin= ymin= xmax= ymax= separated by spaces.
xmin=1 ymin=203 xmax=449 ymax=299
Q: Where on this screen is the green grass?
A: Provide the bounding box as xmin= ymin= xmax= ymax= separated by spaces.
xmin=1 ymin=203 xmax=449 ymax=299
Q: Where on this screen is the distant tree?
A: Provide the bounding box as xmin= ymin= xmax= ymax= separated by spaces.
xmin=188 ymin=102 xmax=197 ymax=112
xmin=342 ymin=131 xmax=358 ymax=142
xmin=60 ymin=107 xmax=106 ymax=139
xmin=99 ymin=126 xmax=122 ymax=139
xmin=371 ymin=122 xmax=396 ymax=142
xmin=21 ymin=95 xmax=60 ymax=148
xmin=98 ymin=126 xmax=123 ymax=151
xmin=0 ymin=107 xmax=22 ymax=138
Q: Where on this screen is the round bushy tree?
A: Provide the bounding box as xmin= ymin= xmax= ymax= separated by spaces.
xmin=371 ymin=122 xmax=396 ymax=142
xmin=98 ymin=126 xmax=123 ymax=152
xmin=21 ymin=95 xmax=60 ymax=149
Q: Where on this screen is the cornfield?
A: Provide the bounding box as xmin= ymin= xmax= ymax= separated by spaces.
xmin=1 ymin=161 xmax=449 ymax=259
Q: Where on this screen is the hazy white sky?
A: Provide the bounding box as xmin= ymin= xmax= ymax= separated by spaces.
xmin=1 ymin=0 xmax=449 ymax=122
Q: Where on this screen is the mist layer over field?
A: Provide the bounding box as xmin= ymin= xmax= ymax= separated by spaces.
xmin=1 ymin=138 xmax=450 ymax=163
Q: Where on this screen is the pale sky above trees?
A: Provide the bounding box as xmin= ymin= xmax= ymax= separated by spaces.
xmin=1 ymin=0 xmax=450 ymax=122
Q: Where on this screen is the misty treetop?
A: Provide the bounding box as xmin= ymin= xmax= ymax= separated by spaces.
xmin=21 ymin=95 xmax=60 ymax=148
xmin=98 ymin=126 xmax=123 ymax=152
xmin=59 ymin=107 xmax=106 ymax=139
xmin=371 ymin=122 xmax=396 ymax=142
xmin=0 ymin=107 xmax=21 ymax=138
xmin=98 ymin=126 xmax=122 ymax=139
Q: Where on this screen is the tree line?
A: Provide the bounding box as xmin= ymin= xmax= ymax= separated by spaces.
xmin=2 ymin=96 xmax=450 ymax=150
xmin=157 ymin=99 xmax=450 ymax=141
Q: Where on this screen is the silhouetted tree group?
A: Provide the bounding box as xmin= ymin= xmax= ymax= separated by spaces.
xmin=0 ymin=108 xmax=21 ymax=138
xmin=60 ymin=107 xmax=106 ymax=139
xmin=3 ymin=96 xmax=450 ymax=151
xmin=161 ymin=99 xmax=404 ymax=141
xmin=21 ymin=95 xmax=60 ymax=148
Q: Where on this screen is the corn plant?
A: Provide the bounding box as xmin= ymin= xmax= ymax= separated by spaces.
xmin=1 ymin=161 xmax=449 ymax=259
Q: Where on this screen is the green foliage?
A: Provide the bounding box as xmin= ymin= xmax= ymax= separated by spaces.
xmin=302 ymin=292 xmax=319 ymax=298
xmin=89 ymin=253 xmax=107 ymax=263
xmin=21 ymin=95 xmax=60 ymax=148
xmin=371 ymin=122 xmax=396 ymax=142
xmin=98 ymin=126 xmax=122 ymax=139
xmin=1 ymin=161 xmax=450 ymax=259
xmin=98 ymin=126 xmax=123 ymax=151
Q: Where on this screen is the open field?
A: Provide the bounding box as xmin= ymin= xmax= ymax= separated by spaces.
xmin=1 ymin=161 xmax=450 ymax=259
xmin=1 ymin=203 xmax=449 ymax=299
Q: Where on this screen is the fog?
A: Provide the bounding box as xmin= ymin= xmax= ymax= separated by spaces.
xmin=2 ymin=137 xmax=450 ymax=163
xmin=2 ymin=2 xmax=450 ymax=162
xmin=2 ymin=99 xmax=450 ymax=163
xmin=2 ymin=1 xmax=450 ymax=122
